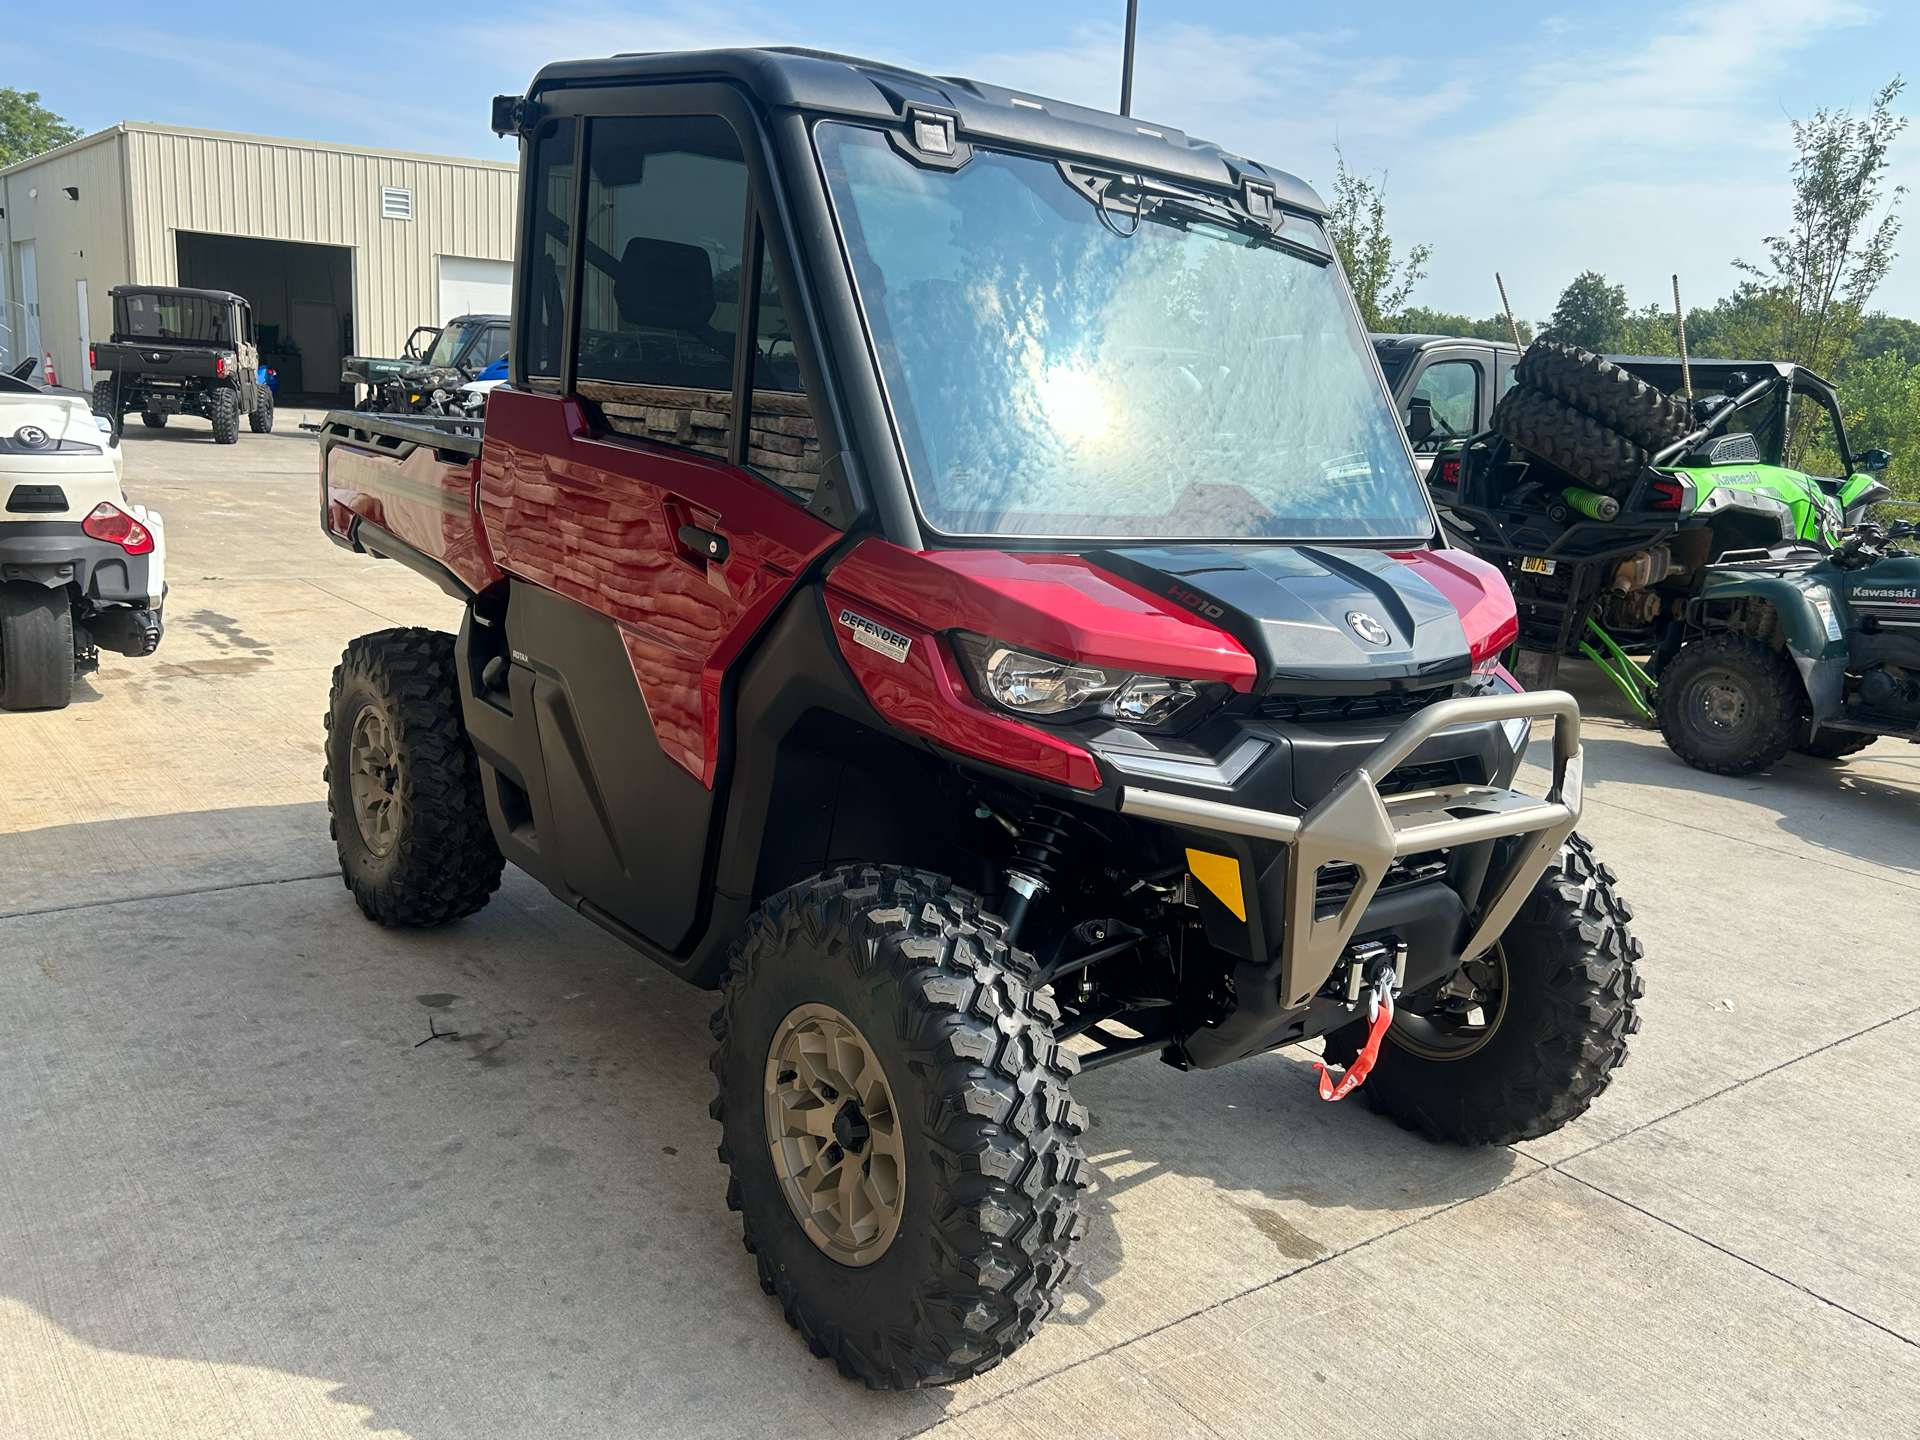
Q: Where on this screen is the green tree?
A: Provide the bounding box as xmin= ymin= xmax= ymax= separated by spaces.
xmin=1835 ymin=350 xmax=1920 ymax=501
xmin=1546 ymin=271 xmax=1628 ymax=350
xmin=0 ymin=88 xmax=81 ymax=168
xmin=1326 ymin=147 xmax=1431 ymax=330
xmin=1734 ymin=78 xmax=1907 ymax=383
xmin=1847 ymin=312 xmax=1920 ymax=370
xmin=1389 ymin=305 xmax=1535 ymax=344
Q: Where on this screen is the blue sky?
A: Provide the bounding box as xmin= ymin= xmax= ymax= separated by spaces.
xmin=7 ymin=0 xmax=1918 ymax=321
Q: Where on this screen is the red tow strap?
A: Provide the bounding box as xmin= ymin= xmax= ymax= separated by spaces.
xmin=1314 ymin=982 xmax=1394 ymax=1102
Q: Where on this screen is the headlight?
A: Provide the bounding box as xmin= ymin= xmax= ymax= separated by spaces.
xmin=952 ymin=633 xmax=1201 ymax=727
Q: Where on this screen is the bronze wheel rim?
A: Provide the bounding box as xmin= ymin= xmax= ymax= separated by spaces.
xmin=348 ymin=705 xmax=399 ymax=857
xmin=764 ymin=1003 xmax=905 ymax=1267
xmin=1388 ymin=945 xmax=1510 ymax=1061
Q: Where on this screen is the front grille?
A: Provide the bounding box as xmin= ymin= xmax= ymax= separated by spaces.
xmin=1256 ymin=685 xmax=1453 ymax=725
xmin=1311 ymin=757 xmax=1486 ymax=907
xmin=1377 ymin=757 xmax=1484 ymax=795
xmin=1315 ymin=850 xmax=1450 ymax=907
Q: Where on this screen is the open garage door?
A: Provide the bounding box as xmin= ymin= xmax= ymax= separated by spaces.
xmin=177 ymin=233 xmax=353 ymax=407
xmin=438 ymin=257 xmax=512 ymax=325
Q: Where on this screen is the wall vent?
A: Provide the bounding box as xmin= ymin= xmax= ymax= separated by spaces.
xmin=381 ymin=186 xmax=413 ymax=220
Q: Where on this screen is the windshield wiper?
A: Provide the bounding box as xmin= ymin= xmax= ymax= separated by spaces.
xmin=1056 ymin=162 xmax=1330 ymax=265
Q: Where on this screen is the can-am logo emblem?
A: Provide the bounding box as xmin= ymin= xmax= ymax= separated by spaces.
xmin=1346 ymin=611 xmax=1391 ymax=645
xmin=837 ymin=608 xmax=912 ymax=664
xmin=13 ymin=425 xmax=50 ymax=449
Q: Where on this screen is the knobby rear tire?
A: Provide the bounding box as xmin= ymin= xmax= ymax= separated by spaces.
xmin=1324 ymin=832 xmax=1643 ymax=1145
xmin=1794 ymin=726 xmax=1877 ymax=760
xmin=1492 ymin=387 xmax=1648 ymax=494
xmin=209 ymin=386 xmax=240 ymax=444
xmin=250 ymin=387 xmax=275 ymax=434
xmin=324 ymin=627 xmax=503 ymax=925
xmin=1515 ymin=339 xmax=1692 ymax=450
xmin=710 ymin=865 xmax=1091 ymax=1388
xmin=1655 ymin=634 xmax=1805 ymax=776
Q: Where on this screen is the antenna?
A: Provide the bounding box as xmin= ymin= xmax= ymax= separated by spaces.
xmin=1120 ymin=0 xmax=1140 ymax=116
xmin=1496 ymin=273 xmax=1525 ymax=352
xmin=1672 ymin=275 xmax=1693 ymax=400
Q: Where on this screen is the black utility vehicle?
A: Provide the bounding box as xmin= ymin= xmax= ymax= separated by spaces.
xmin=91 ymin=286 xmax=272 ymax=443
xmin=1372 ymin=334 xmax=1519 ymax=477
xmin=317 ymin=48 xmax=1643 ymax=1389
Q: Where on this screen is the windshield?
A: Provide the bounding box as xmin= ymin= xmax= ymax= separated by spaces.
xmin=423 ymin=320 xmax=482 ymax=368
xmin=816 ymin=124 xmax=1428 ymax=540
xmin=118 ymin=293 xmax=231 ymax=346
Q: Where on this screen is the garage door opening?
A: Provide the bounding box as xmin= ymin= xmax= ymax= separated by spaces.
xmin=176 ymin=233 xmax=353 ymax=408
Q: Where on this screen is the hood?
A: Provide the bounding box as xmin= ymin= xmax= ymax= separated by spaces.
xmin=1089 ymin=545 xmax=1472 ymax=694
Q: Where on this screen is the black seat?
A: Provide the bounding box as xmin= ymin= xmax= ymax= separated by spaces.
xmin=614 ymin=237 xmax=717 ymax=334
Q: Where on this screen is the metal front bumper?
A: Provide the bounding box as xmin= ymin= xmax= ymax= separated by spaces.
xmin=1120 ymin=690 xmax=1583 ymax=1009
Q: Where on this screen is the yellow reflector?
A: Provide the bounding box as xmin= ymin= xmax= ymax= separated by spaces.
xmin=1184 ymin=848 xmax=1245 ymax=921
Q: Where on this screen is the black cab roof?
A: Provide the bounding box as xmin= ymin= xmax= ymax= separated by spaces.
xmin=522 ymin=46 xmax=1327 ymax=216
xmin=109 ymin=284 xmax=248 ymax=305
xmin=1607 ymin=356 xmax=1835 ymax=400
xmin=1370 ymin=333 xmax=1520 ymax=353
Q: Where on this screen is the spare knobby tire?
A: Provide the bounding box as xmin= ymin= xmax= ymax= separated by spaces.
xmin=1515 ymin=339 xmax=1692 ymax=450
xmin=1492 ymin=387 xmax=1648 ymax=495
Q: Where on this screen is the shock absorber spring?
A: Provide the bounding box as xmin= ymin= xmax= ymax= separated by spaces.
xmin=1001 ymin=805 xmax=1073 ymax=947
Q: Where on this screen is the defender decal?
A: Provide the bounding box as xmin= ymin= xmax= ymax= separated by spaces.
xmin=838 ymin=608 xmax=912 ymax=664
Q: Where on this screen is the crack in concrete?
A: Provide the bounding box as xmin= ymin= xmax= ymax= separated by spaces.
xmin=1526 ymin=1003 xmax=1920 ymax=1170
xmin=1553 ymin=1169 xmax=1918 ymax=1351
xmin=0 ymin=872 xmax=336 ymax=922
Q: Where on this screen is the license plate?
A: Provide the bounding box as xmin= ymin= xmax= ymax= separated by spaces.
xmin=1520 ymin=556 xmax=1556 ymax=575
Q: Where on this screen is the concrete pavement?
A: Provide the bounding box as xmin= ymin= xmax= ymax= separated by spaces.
xmin=3 ymin=411 xmax=1917 ymax=1437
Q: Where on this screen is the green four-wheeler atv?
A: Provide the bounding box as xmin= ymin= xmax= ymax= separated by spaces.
xmin=1429 ymin=344 xmax=1892 ymax=713
xmin=1656 ymin=516 xmax=1920 ymax=773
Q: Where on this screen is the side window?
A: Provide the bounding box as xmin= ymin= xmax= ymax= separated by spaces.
xmin=1791 ymin=387 xmax=1846 ymax=482
xmin=523 ymin=116 xmax=576 ymax=383
xmin=574 ymin=115 xmax=748 ymax=459
xmin=1407 ymin=360 xmax=1478 ymax=451
xmin=745 ymin=237 xmax=823 ymax=497
xmin=470 ymin=325 xmax=508 ymax=370
xmin=1724 ymin=390 xmax=1783 ymax=464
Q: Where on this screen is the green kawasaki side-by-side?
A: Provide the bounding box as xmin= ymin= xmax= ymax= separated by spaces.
xmin=1417 ymin=341 xmax=1907 ymax=767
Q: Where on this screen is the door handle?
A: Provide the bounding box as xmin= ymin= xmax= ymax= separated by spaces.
xmin=677 ymin=523 xmax=730 ymax=564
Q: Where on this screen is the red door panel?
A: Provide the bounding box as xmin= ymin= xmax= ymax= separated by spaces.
xmin=479 ymin=387 xmax=839 ymax=787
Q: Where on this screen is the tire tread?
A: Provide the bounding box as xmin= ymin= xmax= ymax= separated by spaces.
xmin=710 ymin=865 xmax=1088 ymax=1389
xmin=324 ymin=627 xmax=503 ymax=925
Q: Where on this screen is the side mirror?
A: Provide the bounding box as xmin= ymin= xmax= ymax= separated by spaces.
xmin=1406 ymin=396 xmax=1435 ymax=444
xmin=1858 ymin=448 xmax=1892 ymax=472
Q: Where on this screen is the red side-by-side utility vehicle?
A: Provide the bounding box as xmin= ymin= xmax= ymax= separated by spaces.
xmin=317 ymin=47 xmax=1643 ymax=1388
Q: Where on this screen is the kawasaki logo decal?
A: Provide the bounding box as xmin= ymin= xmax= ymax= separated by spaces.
xmin=1855 ymin=588 xmax=1919 ymax=602
xmin=838 ymin=608 xmax=913 ymax=664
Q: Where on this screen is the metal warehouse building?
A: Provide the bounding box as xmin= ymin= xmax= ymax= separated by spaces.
xmin=0 ymin=123 xmax=517 ymax=404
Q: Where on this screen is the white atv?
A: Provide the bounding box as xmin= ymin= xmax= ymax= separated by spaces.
xmin=0 ymin=373 xmax=167 ymax=710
